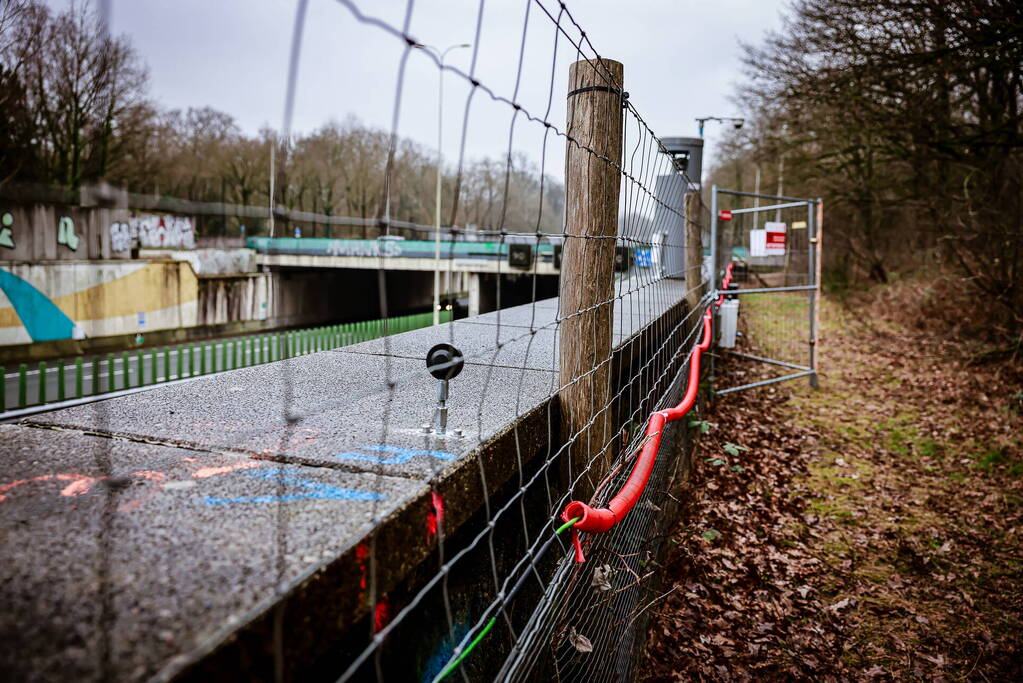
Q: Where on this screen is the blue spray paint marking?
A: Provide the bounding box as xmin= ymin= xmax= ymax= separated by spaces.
xmin=421 ymin=620 xmax=470 ymax=682
xmin=336 ymin=445 xmax=457 ymax=465
xmin=204 ymin=467 xmax=386 ymax=505
xmin=0 ymin=269 xmax=76 ymax=341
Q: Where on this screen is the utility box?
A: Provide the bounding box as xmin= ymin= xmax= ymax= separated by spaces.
xmin=653 ymin=175 xmax=685 ymax=279
xmin=652 ymin=137 xmax=704 ymax=281
xmin=718 ymin=299 xmax=739 ymax=348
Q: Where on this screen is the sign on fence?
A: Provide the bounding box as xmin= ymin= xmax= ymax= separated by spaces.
xmin=765 ymin=221 xmax=786 ymax=254
xmin=719 ymin=209 xmax=733 ymax=221
xmin=752 ymin=222 xmax=787 ymax=257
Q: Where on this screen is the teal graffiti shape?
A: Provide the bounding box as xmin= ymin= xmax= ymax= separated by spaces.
xmin=0 ymin=269 xmax=76 ymax=341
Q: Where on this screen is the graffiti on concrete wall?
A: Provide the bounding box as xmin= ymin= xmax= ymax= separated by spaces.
xmin=0 ymin=213 xmax=14 ymax=249
xmin=56 ymin=216 xmax=79 ymax=251
xmin=109 ymin=213 xmax=195 ymax=252
xmin=0 ymin=213 xmax=81 ymax=252
xmin=1 ymin=261 xmax=199 ymax=345
xmin=110 ymin=221 xmax=131 ymax=253
xmin=325 ymin=238 xmax=402 ymax=258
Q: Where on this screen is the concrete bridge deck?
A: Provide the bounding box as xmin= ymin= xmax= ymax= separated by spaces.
xmin=0 ymin=277 xmax=689 ymax=681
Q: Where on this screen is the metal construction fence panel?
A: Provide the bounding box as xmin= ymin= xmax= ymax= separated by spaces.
xmin=710 ymin=186 xmax=822 ymax=395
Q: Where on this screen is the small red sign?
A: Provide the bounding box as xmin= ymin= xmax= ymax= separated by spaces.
xmin=718 ymin=210 xmax=732 ymax=221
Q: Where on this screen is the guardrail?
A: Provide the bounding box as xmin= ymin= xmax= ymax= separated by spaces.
xmin=1 ymin=310 xmax=452 ymax=417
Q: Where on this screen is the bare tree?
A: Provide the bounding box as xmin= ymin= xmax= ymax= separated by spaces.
xmin=725 ymin=0 xmax=1023 ymax=334
xmin=19 ymin=0 xmax=150 ymax=189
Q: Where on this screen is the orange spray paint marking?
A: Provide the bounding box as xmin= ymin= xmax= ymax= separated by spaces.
xmin=0 ymin=478 xmax=32 ymax=501
xmin=1 ymin=473 xmax=97 ymax=501
xmin=60 ymin=477 xmax=100 ymax=497
xmin=259 ymin=426 xmax=321 ymax=456
xmin=426 ymin=491 xmax=444 ymax=541
xmin=193 ymin=461 xmax=261 ymax=479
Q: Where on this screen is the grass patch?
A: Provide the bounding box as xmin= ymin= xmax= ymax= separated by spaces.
xmin=808 ymin=498 xmax=855 ymax=521
xmin=916 ymin=437 xmax=941 ymax=458
xmin=970 ymin=442 xmax=1023 ymax=477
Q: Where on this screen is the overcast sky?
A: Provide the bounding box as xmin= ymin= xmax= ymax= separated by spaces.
xmin=50 ymin=0 xmax=785 ymax=179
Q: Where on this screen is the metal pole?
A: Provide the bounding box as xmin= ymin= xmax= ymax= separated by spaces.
xmin=752 ymin=166 xmax=761 ymax=224
xmin=710 ymin=184 xmax=718 ymax=292
xmin=268 ymin=141 xmax=275 ymax=238
xmin=807 ymin=200 xmax=818 ymax=388
xmin=420 ymin=43 xmax=469 ymax=326
xmin=709 ymin=184 xmax=718 ymax=394
xmin=433 ymin=55 xmax=446 ymax=325
xmin=775 ymin=124 xmax=786 ymax=223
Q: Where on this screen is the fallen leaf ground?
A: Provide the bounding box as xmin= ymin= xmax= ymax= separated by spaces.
xmin=642 ymin=285 xmax=1023 ymax=680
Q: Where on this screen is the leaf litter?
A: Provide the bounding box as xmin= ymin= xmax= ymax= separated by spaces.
xmin=642 ymin=291 xmax=1023 ymax=680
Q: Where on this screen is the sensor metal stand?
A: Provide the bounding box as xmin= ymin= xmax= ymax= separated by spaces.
xmin=423 ymin=343 xmax=464 ymax=437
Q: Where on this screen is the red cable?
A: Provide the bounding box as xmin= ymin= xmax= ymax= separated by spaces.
xmin=561 ymin=263 xmax=734 ymax=562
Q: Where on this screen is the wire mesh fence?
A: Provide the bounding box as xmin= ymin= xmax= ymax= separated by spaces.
xmin=314 ymin=1 xmax=721 ymax=678
xmin=0 ymin=1 xmax=755 ymax=682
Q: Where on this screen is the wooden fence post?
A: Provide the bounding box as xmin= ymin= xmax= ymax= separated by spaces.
xmin=684 ymin=191 xmax=705 ymax=316
xmin=559 ymin=58 xmax=625 ymax=500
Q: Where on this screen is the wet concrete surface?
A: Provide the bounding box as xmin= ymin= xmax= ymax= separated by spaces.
xmin=26 ymin=352 xmax=558 ymax=480
xmin=0 ymin=424 xmax=420 ymax=682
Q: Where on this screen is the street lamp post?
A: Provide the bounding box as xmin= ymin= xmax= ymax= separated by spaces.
xmin=696 ymin=116 xmax=744 ymax=138
xmin=416 ymin=42 xmax=470 ymax=325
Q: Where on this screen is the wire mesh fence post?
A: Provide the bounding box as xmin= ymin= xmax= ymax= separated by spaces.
xmin=685 ymin=190 xmax=706 ymax=318
xmin=811 ymin=199 xmax=823 ymax=388
xmin=709 ymin=184 xmax=719 ymax=393
xmin=558 ymin=57 xmax=625 ymax=499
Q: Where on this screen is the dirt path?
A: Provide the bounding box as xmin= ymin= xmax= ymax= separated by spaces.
xmin=642 ymin=293 xmax=1023 ymax=680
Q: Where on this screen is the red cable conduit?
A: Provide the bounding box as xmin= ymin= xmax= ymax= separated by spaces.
xmin=560 ymin=263 xmax=734 ymax=562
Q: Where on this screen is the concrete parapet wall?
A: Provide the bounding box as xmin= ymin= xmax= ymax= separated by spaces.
xmin=0 ymin=260 xmax=199 ymax=345
xmin=0 ymin=200 xmax=199 ymax=262
xmin=140 ymin=248 xmax=256 ymax=276
xmin=0 ymin=279 xmax=694 ymax=681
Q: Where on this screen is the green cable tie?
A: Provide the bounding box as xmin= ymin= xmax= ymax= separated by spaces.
xmin=555 ymin=516 xmax=581 ymax=535
xmin=437 ymin=616 xmax=496 ymax=681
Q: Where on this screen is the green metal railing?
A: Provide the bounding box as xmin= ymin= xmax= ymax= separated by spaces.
xmin=1 ymin=310 xmax=450 ymax=414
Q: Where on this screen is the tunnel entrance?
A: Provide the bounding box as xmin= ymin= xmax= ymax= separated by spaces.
xmin=268 ymin=267 xmax=560 ymax=327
